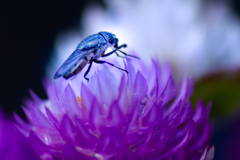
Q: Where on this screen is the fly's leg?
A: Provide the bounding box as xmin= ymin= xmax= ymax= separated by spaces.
xmin=117 ymin=50 xmax=140 ymax=59
xmin=114 ymin=50 xmax=126 ymax=58
xmin=84 ymin=60 xmax=93 ymax=82
xmin=102 ymin=49 xmax=118 ymax=57
xmin=116 ymin=44 xmax=140 ymax=59
xmin=116 ymin=44 xmax=127 ymax=49
xmin=93 ymin=60 xmax=128 ymax=74
xmin=102 ymin=44 xmax=127 ymax=57
xmin=102 ymin=44 xmax=140 ymax=59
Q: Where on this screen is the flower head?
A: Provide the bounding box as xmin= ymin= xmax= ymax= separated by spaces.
xmin=17 ymin=59 xmax=213 ymax=159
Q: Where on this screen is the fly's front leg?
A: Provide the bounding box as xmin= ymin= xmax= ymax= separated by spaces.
xmin=93 ymin=60 xmax=128 ymax=74
xmin=115 ymin=44 xmax=127 ymax=49
xmin=115 ymin=43 xmax=140 ymax=59
xmin=117 ymin=49 xmax=140 ymax=59
xmin=102 ymin=44 xmax=128 ymax=58
xmin=114 ymin=52 xmax=126 ymax=58
xmin=102 ymin=49 xmax=118 ymax=57
xmin=84 ymin=60 xmax=93 ymax=82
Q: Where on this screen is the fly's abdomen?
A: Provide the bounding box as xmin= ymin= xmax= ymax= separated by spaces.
xmin=63 ymin=59 xmax=88 ymax=79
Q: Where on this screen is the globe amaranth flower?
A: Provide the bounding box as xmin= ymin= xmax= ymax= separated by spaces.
xmin=0 ymin=110 xmax=40 ymax=160
xmin=15 ymin=59 xmax=214 ymax=160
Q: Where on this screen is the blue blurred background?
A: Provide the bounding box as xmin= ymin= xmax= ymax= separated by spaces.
xmin=1 ymin=0 xmax=240 ymax=159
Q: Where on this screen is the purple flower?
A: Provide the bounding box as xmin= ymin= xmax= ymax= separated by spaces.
xmin=16 ymin=59 xmax=214 ymax=159
xmin=0 ymin=110 xmax=40 ymax=160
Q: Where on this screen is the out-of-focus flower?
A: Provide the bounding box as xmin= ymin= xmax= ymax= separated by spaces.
xmin=17 ymin=59 xmax=213 ymax=159
xmin=47 ymin=0 xmax=240 ymax=80
xmin=0 ymin=110 xmax=40 ymax=160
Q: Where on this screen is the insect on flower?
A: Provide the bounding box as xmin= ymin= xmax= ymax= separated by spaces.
xmin=53 ymin=31 xmax=140 ymax=81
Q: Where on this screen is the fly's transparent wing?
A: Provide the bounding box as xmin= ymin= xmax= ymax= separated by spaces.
xmin=53 ymin=49 xmax=88 ymax=79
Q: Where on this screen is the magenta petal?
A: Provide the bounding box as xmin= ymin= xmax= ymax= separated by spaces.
xmin=107 ymin=101 xmax=126 ymax=131
xmin=170 ymin=128 xmax=190 ymax=154
xmin=81 ymin=83 xmax=94 ymax=110
xmin=28 ymin=130 xmax=48 ymax=152
xmin=159 ymin=75 xmax=176 ymax=105
xmin=47 ymin=82 xmax=62 ymax=113
xmin=174 ymin=76 xmax=192 ymax=103
xmin=75 ymin=118 xmax=97 ymax=149
xmin=164 ymin=77 xmax=192 ymax=119
xmin=30 ymin=103 xmax=54 ymax=129
xmin=62 ymin=141 xmax=84 ymax=160
xmin=89 ymin=98 xmax=104 ymax=132
xmin=124 ymin=59 xmax=136 ymax=90
xmin=193 ymin=99 xmax=211 ymax=125
xmin=133 ymin=70 xmax=148 ymax=101
xmin=141 ymin=94 xmax=157 ymax=119
xmin=206 ymin=146 xmax=214 ymax=160
xmin=118 ymin=75 xmax=129 ymax=114
xmin=152 ymin=59 xmax=160 ymax=78
xmin=157 ymin=62 xmax=172 ymax=95
xmin=22 ymin=105 xmax=33 ymax=122
xmin=61 ymin=84 xmax=80 ymax=117
xmin=142 ymin=99 xmax=163 ymax=127
xmin=45 ymin=106 xmax=59 ymax=128
xmin=189 ymin=121 xmax=211 ymax=154
xmin=149 ymin=122 xmax=173 ymax=156
xmin=177 ymin=99 xmax=192 ymax=125
xmin=28 ymin=131 xmax=62 ymax=159
xmin=187 ymin=76 xmax=194 ymax=97
xmin=174 ymin=120 xmax=196 ymax=149
xmin=127 ymin=100 xmax=140 ymax=128
xmin=59 ymin=115 xmax=77 ymax=142
xmin=96 ymin=127 xmax=128 ymax=159
xmin=29 ymin=89 xmax=43 ymax=106
xmin=89 ymin=70 xmax=118 ymax=107
xmin=192 ymin=99 xmax=205 ymax=123
xmin=13 ymin=112 xmax=31 ymax=133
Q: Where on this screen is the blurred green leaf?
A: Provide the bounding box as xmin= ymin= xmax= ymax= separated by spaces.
xmin=190 ymin=70 xmax=240 ymax=117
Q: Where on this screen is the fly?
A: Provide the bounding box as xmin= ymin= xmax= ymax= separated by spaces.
xmin=53 ymin=31 xmax=140 ymax=81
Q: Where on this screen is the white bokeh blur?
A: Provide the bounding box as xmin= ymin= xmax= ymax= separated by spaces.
xmin=47 ymin=0 xmax=240 ymax=81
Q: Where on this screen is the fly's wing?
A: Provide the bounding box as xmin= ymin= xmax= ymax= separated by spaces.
xmin=53 ymin=49 xmax=87 ymax=79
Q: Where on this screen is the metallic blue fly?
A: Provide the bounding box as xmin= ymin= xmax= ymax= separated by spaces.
xmin=53 ymin=31 xmax=140 ymax=81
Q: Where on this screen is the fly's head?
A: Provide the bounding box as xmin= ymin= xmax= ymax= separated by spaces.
xmin=98 ymin=31 xmax=119 ymax=48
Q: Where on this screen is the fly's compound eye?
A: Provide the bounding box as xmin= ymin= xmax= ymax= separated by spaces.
xmin=108 ymin=37 xmax=116 ymax=44
xmin=110 ymin=38 xmax=119 ymax=47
